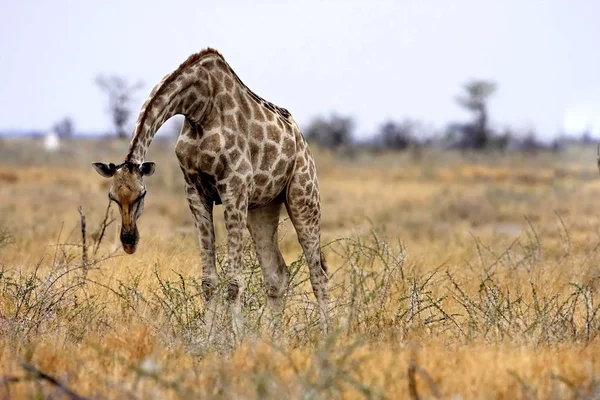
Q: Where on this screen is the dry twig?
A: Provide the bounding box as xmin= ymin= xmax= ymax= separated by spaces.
xmin=77 ymin=206 xmax=88 ymax=271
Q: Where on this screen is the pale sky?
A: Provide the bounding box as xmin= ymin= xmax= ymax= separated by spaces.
xmin=0 ymin=0 xmax=599 ymax=138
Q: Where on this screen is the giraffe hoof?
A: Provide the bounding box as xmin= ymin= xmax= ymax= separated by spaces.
xmin=226 ymin=281 xmax=240 ymax=301
xmin=201 ymin=279 xmax=215 ymax=301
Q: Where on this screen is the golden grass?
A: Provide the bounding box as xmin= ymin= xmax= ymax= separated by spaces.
xmin=1 ymin=138 xmax=600 ymax=399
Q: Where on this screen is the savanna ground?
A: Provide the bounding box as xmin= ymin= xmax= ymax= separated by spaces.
xmin=1 ymin=137 xmax=600 ymax=399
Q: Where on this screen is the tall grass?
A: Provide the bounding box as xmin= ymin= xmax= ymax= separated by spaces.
xmin=2 ymin=140 xmax=600 ymax=398
xmin=1 ymin=210 xmax=600 ymax=398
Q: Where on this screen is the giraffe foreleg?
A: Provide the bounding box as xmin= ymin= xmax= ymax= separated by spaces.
xmin=219 ymin=177 xmax=250 ymax=341
xmin=183 ymin=180 xmax=219 ymax=336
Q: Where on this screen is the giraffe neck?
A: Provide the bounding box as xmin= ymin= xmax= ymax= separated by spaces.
xmin=125 ymin=59 xmax=213 ymax=164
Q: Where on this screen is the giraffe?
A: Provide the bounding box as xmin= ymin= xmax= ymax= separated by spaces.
xmin=92 ymin=48 xmax=329 ymax=336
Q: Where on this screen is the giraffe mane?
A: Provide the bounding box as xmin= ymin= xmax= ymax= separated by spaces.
xmin=127 ymin=48 xmax=224 ymax=161
xmin=151 ymin=47 xmax=225 ymax=100
xmin=228 ymin=66 xmax=292 ymax=122
xmin=149 ymin=47 xmax=225 ymax=104
xmin=185 ymin=48 xmax=290 ymax=123
xmin=189 ymin=49 xmax=292 ymax=123
xmin=177 ymin=47 xmax=225 ymax=71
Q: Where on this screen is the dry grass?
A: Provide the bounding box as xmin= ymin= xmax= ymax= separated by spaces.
xmin=1 ymin=138 xmax=600 ymax=399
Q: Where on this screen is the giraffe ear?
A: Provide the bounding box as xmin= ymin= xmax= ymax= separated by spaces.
xmin=92 ymin=162 xmax=116 ymax=178
xmin=140 ymin=162 xmax=156 ymax=177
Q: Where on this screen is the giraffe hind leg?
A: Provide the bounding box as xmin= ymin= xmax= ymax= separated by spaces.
xmin=247 ymin=202 xmax=289 ymax=333
xmin=285 ymin=165 xmax=329 ymax=334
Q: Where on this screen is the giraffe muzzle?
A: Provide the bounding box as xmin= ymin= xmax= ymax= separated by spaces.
xmin=120 ymin=227 xmax=139 ymax=254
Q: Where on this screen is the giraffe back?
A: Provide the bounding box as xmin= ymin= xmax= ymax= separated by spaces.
xmin=175 ymin=54 xmax=310 ymax=208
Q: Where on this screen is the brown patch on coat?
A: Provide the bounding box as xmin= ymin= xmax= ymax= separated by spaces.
xmin=250 ymin=123 xmax=265 ymax=141
xmin=282 ymin=137 xmax=296 ymax=158
xmin=266 ymin=125 xmax=281 ymax=143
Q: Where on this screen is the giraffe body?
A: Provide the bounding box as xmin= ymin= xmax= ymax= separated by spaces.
xmin=93 ymin=48 xmax=329 ymax=336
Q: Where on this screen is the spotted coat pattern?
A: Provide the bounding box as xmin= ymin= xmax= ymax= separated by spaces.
xmin=125 ymin=48 xmax=329 ymax=333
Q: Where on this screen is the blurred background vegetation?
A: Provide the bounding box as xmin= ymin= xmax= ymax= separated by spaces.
xmin=8 ymin=75 xmax=587 ymax=158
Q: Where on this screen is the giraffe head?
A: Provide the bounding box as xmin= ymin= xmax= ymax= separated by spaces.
xmin=92 ymin=161 xmax=156 ymax=254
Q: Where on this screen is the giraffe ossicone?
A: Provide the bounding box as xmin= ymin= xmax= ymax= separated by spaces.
xmin=92 ymin=48 xmax=329 ymax=335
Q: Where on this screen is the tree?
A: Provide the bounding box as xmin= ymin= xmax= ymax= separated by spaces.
xmin=305 ymin=114 xmax=354 ymax=150
xmin=375 ymin=119 xmax=417 ymax=150
xmin=456 ymin=80 xmax=496 ymax=149
xmin=96 ymin=75 xmax=143 ymax=139
xmin=53 ymin=116 xmax=75 ymax=139
xmin=520 ymin=129 xmax=542 ymax=153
